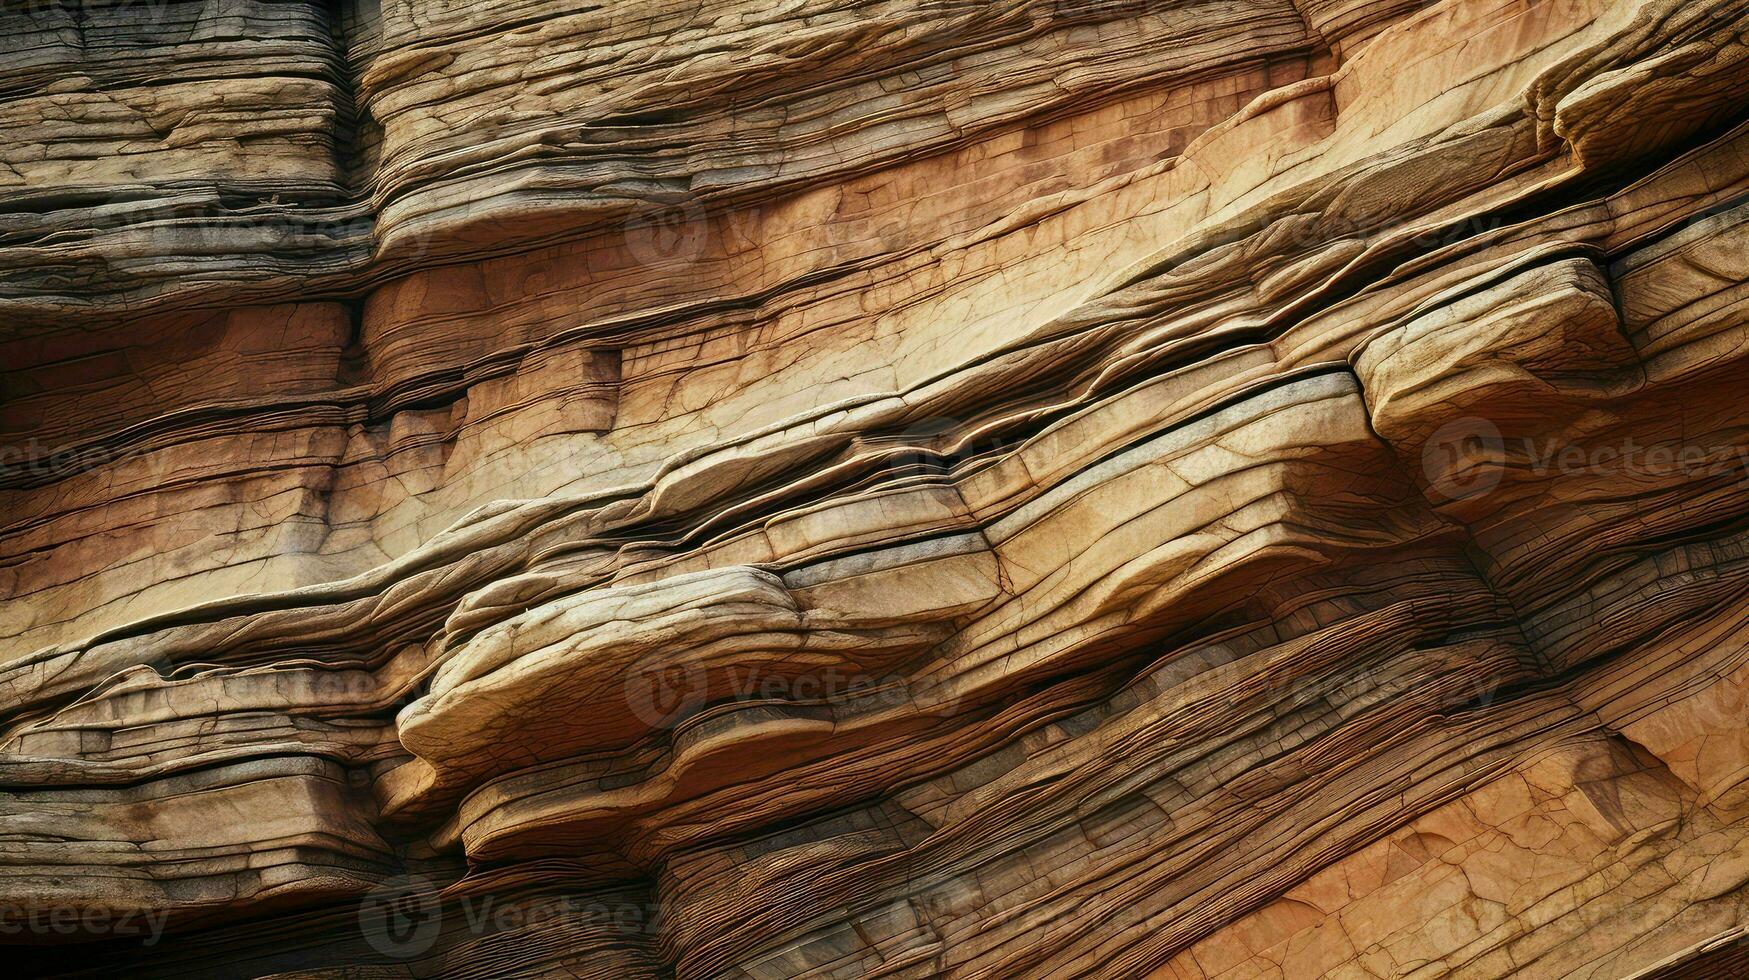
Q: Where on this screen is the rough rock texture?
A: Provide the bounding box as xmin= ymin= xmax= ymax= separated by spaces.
xmin=4 ymin=0 xmax=1749 ymax=976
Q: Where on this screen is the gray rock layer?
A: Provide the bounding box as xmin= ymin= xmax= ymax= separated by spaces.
xmin=4 ymin=0 xmax=1749 ymax=977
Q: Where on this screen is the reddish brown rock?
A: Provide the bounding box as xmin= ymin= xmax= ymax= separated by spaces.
xmin=3 ymin=0 xmax=1749 ymax=976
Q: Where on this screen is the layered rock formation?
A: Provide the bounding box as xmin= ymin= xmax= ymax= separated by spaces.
xmin=4 ymin=0 xmax=1749 ymax=976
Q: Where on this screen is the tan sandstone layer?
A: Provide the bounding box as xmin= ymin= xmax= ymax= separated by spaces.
xmin=3 ymin=0 xmax=1749 ymax=977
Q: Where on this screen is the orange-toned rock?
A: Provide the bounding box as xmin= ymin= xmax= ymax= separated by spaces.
xmin=3 ymin=0 xmax=1749 ymax=976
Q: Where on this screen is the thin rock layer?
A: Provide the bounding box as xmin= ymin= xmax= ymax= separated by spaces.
xmin=4 ymin=0 xmax=1749 ymax=977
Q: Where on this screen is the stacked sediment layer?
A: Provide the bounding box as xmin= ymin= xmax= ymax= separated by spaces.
xmin=4 ymin=0 xmax=1749 ymax=976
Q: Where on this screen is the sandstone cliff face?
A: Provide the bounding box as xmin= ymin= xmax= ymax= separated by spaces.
xmin=3 ymin=0 xmax=1749 ymax=976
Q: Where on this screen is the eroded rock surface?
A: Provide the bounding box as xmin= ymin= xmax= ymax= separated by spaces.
xmin=4 ymin=0 xmax=1749 ymax=976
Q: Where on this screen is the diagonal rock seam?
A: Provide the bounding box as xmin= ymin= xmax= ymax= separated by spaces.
xmin=4 ymin=0 xmax=1749 ymax=976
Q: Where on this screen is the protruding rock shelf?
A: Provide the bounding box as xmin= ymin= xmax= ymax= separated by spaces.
xmin=4 ymin=1 xmax=1749 ymax=976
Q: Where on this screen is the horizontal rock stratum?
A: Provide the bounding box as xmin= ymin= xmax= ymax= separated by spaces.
xmin=4 ymin=0 xmax=1749 ymax=976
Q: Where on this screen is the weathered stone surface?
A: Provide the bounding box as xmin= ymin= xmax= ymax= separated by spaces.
xmin=3 ymin=0 xmax=1749 ymax=976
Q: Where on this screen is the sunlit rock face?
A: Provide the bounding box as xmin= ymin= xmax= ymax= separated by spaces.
xmin=3 ymin=0 xmax=1749 ymax=976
